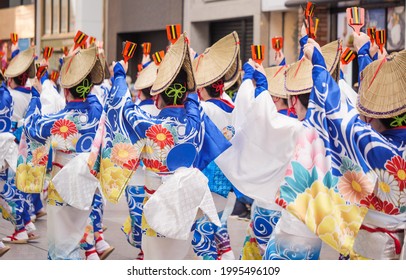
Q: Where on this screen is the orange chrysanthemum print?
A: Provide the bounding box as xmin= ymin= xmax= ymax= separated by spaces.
xmin=51 ymin=119 xmax=78 ymax=139
xmin=32 ymin=146 xmax=49 ymax=166
xmin=385 ymin=155 xmax=406 ymax=192
xmin=143 ymin=159 xmax=169 ymax=173
xmin=338 ymin=171 xmax=373 ymax=204
xmin=145 ymin=125 xmax=174 ymax=149
xmin=111 ymin=143 xmax=138 ymax=166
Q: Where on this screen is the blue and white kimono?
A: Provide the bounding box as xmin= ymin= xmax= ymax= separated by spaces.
xmin=0 ymin=81 xmax=20 ymax=228
xmin=93 ymin=63 xmax=230 ymax=259
xmin=17 ymin=87 xmax=103 ymax=259
xmin=192 ymin=97 xmax=236 ymax=260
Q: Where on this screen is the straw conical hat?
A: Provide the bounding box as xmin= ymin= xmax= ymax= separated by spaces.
xmin=4 ymin=47 xmax=36 ymax=79
xmin=134 ymin=62 xmax=158 ymax=90
xmin=265 ymin=65 xmax=289 ymax=98
xmin=193 ymin=31 xmax=240 ymax=88
xmin=357 ymin=50 xmax=406 ymax=118
xmin=60 ymin=46 xmax=104 ymax=88
xmin=151 ymin=33 xmax=195 ymax=95
xmin=224 ymin=68 xmax=242 ymax=90
xmin=285 ymin=40 xmax=342 ymax=95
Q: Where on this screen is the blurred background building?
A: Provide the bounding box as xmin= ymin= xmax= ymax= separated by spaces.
xmin=0 ymin=0 xmax=405 ymax=87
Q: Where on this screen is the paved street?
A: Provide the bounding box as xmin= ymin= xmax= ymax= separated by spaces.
xmin=0 ymin=195 xmax=249 ymax=260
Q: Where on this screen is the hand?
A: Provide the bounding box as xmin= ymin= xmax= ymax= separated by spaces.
xmin=11 ymin=43 xmax=18 ymax=53
xmin=274 ymin=50 xmax=285 ymax=65
xmin=189 ymin=47 xmax=197 ymax=60
xmin=369 ymin=42 xmax=379 ymax=58
xmin=254 ymin=61 xmax=266 ymax=77
xmin=113 ymin=60 xmax=128 ymax=73
xmin=353 ymin=31 xmax=370 ymax=52
xmin=377 ymin=47 xmax=388 ymax=59
xmin=141 ymin=54 xmax=151 ymax=65
xmin=31 ymin=77 xmax=42 ymax=93
xmin=301 ymin=19 xmax=308 ymax=38
xmin=303 ymin=38 xmax=321 ymax=61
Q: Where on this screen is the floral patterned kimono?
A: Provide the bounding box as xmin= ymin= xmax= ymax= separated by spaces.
xmin=17 ymin=87 xmax=103 ymax=259
xmin=276 ymin=47 xmax=406 ymax=260
xmin=1 ymin=84 xmax=33 ymax=235
xmin=93 ymin=63 xmax=230 ymax=259
xmin=0 ymin=82 xmax=19 ymax=228
xmin=192 ymin=97 xmax=236 ymax=260
xmin=121 ymin=98 xmax=160 ymax=257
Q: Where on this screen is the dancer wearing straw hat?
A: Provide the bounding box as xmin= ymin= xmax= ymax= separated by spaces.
xmin=2 ymin=46 xmax=38 ymax=244
xmin=239 ymin=63 xmax=297 ymax=260
xmin=191 ymin=31 xmax=241 ymax=260
xmin=121 ymin=53 xmax=161 ymax=260
xmin=325 ymin=31 xmax=406 ymax=260
xmin=16 ymin=45 xmax=105 ymax=259
xmin=95 ymin=32 xmax=230 ymax=260
xmin=0 ymin=70 xmax=13 ymax=256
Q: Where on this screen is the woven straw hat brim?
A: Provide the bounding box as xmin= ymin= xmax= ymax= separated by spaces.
xmin=134 ymin=62 xmax=158 ymax=90
xmin=98 ymin=53 xmax=111 ymax=80
xmin=224 ymin=68 xmax=242 ymax=90
xmin=357 ymin=50 xmax=406 ymax=118
xmin=285 ymin=40 xmax=342 ymax=95
xmin=61 ymin=46 xmax=104 ymax=88
xmin=265 ymin=65 xmax=289 ymax=98
xmin=4 ymin=47 xmax=36 ymax=79
xmin=193 ymin=31 xmax=240 ymax=88
xmin=151 ymin=33 xmax=195 ymax=96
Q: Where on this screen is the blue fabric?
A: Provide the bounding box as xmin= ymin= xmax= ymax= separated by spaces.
xmin=123 ymin=185 xmax=144 ymax=248
xmin=242 ymin=62 xmax=255 ymax=82
xmin=11 ymin=49 xmax=20 ymax=59
xmin=205 ymin=99 xmax=233 ymax=113
xmin=142 ymin=60 xmax=152 ymax=69
xmin=279 ymin=57 xmax=286 ymax=66
xmin=202 ymin=161 xmax=233 ymax=198
xmin=278 ymin=109 xmax=297 ymax=118
xmin=0 ymin=84 xmax=13 ymax=133
xmin=357 ymin=42 xmax=373 ymax=86
xmin=253 ymin=69 xmax=268 ymax=98
xmin=40 ymin=71 xmax=49 ymax=84
xmin=298 ymin=35 xmax=308 ymax=60
xmin=138 ymin=98 xmax=154 ymax=107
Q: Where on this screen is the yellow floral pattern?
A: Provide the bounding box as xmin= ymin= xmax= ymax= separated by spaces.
xmin=287 ymin=181 xmax=368 ymax=256
xmin=15 ymin=164 xmax=46 ymax=193
xmin=100 ymin=158 xmax=132 ymax=203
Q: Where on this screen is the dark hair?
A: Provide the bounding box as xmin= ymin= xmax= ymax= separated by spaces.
xmin=204 ymin=76 xmax=225 ymax=98
xmin=141 ymin=87 xmax=152 ymax=99
xmin=281 ymin=98 xmax=288 ymax=107
xmin=297 ymin=93 xmax=310 ymax=109
xmin=379 ymin=112 xmax=406 ymax=129
xmin=13 ymin=71 xmax=29 ymax=86
xmin=69 ymin=75 xmax=93 ymax=99
xmin=160 ymin=68 xmax=188 ymax=106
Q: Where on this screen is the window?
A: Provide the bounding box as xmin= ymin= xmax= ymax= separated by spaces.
xmin=43 ymin=0 xmax=76 ymax=35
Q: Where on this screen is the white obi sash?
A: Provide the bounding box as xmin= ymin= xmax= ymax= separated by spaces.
xmin=143 ymin=167 xmax=221 ymax=240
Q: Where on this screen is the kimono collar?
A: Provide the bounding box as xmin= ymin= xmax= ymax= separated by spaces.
xmin=139 ymin=98 xmax=154 ymax=107
xmin=158 ymin=105 xmax=185 ymax=119
xmin=381 ymin=126 xmax=406 ymax=147
xmin=206 ymin=98 xmax=234 ymax=113
xmin=66 ymin=94 xmax=99 ymax=110
xmin=14 ymin=86 xmax=31 ymax=94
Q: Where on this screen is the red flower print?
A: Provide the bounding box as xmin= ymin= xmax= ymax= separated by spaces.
xmin=38 ymin=155 xmax=48 ymax=166
xmin=360 ymin=193 xmax=400 ymax=215
xmin=385 ymin=155 xmax=406 ymax=191
xmin=381 ymin=201 xmax=400 ymax=215
xmin=360 ymin=193 xmax=382 ymax=210
xmin=123 ymin=159 xmax=140 ymax=171
xmin=275 ymin=197 xmax=287 ymax=209
xmin=145 ymin=124 xmax=174 ymax=149
xmin=143 ymin=159 xmax=169 ymax=173
xmin=51 ymin=119 xmax=78 ymax=139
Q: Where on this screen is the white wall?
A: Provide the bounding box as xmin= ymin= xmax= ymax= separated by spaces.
xmin=75 ymin=0 xmax=104 ymax=41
